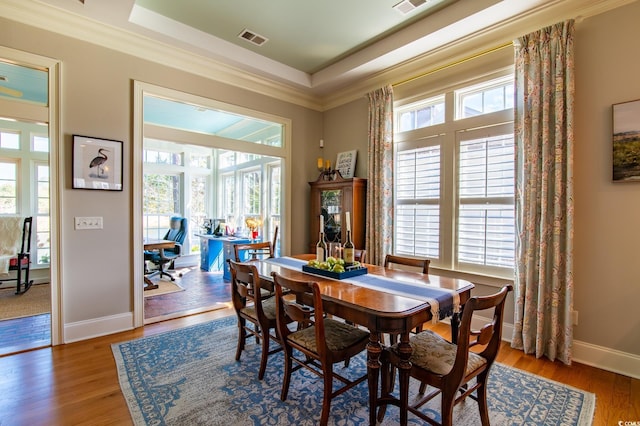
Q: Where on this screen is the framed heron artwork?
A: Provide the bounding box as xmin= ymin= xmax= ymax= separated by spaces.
xmin=72 ymin=134 xmax=123 ymax=191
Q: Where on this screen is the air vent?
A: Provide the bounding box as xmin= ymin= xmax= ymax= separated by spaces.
xmin=238 ymin=29 xmax=268 ymax=47
xmin=393 ymin=0 xmax=428 ymax=15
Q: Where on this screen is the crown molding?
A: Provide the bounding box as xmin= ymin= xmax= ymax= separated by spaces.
xmin=2 ymin=0 xmax=636 ymax=112
xmin=320 ymin=0 xmax=638 ymax=110
xmin=1 ymin=0 xmax=324 ymax=110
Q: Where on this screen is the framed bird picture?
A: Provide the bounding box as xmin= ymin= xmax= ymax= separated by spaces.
xmin=72 ymin=134 xmax=123 ymax=191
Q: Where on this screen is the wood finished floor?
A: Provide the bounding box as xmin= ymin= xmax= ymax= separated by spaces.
xmin=0 ymin=270 xmax=638 ymax=425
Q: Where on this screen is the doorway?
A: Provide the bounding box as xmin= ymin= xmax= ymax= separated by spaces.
xmin=0 ymin=49 xmax=60 ymax=354
xmin=134 ymin=82 xmax=291 ymax=326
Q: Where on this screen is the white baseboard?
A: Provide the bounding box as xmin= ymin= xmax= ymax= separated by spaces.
xmin=64 ymin=312 xmax=134 ymax=343
xmin=471 ymin=315 xmax=640 ymax=380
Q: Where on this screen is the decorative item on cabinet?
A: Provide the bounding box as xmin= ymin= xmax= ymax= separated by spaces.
xmin=309 ymin=173 xmax=367 ymax=253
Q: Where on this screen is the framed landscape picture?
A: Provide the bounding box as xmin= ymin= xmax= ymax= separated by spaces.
xmin=612 ymin=99 xmax=640 ymax=182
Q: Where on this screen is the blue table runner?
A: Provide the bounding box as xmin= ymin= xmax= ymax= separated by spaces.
xmin=265 ymin=257 xmax=460 ymax=322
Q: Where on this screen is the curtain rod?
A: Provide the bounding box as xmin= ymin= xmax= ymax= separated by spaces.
xmin=392 ymin=42 xmax=513 ymax=88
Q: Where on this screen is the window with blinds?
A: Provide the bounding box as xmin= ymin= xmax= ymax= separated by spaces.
xmin=395 ymin=145 xmax=441 ymax=258
xmin=457 ymin=132 xmax=515 ymax=270
xmin=394 ymin=73 xmax=515 ymax=278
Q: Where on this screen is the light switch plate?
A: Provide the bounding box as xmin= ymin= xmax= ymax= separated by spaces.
xmin=75 ymin=216 xmax=103 ymax=230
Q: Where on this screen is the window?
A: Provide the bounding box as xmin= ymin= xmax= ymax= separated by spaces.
xmin=218 ymin=150 xmax=281 ymax=238
xmin=394 ymin=74 xmax=515 ymax=278
xmin=242 ymin=170 xmax=261 ymax=216
xmin=35 ymin=163 xmax=50 ymax=265
xmin=143 ymin=173 xmax=181 ymax=240
xmin=0 ymin=130 xmax=20 ymax=149
xmin=457 ymin=128 xmax=515 ymax=271
xmin=0 ymin=160 xmax=17 ymax=214
xmin=396 ymin=96 xmax=445 ymax=132
xmin=456 ymin=75 xmax=514 ymax=119
xmin=0 ymin=119 xmax=50 ymax=267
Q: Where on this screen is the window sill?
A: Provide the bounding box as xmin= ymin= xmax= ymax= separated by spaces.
xmin=429 ymin=267 xmax=514 ymax=288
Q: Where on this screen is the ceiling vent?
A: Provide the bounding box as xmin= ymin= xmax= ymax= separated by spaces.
xmin=393 ymin=0 xmax=428 ymax=15
xmin=238 ymin=29 xmax=268 ymax=47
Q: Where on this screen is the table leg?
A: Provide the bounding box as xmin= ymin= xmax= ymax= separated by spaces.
xmin=144 ymin=275 xmax=158 ymax=290
xmin=396 ymin=332 xmax=412 ymax=426
xmin=450 ymin=311 xmax=461 ymax=344
xmin=367 ymin=332 xmax=382 ymax=426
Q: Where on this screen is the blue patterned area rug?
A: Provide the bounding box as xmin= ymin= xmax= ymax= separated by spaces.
xmin=112 ymin=316 xmax=595 ymax=425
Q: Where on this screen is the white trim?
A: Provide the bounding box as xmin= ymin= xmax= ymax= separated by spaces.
xmin=133 ymin=81 xmax=292 ymax=325
xmin=64 ymin=312 xmax=133 ymax=344
xmin=471 ymin=315 xmax=640 ymax=380
xmin=0 ymin=45 xmax=62 ymax=346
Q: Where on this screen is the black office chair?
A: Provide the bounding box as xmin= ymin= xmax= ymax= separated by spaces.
xmin=145 ymin=216 xmax=187 ymax=281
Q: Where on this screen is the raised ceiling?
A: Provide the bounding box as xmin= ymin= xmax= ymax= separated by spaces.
xmin=1 ymin=0 xmax=635 ymax=107
xmin=132 ymin=0 xmax=458 ymax=75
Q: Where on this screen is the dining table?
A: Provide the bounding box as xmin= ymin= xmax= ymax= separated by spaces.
xmin=143 ymin=239 xmax=176 ymax=290
xmin=251 ymin=255 xmax=475 ymax=426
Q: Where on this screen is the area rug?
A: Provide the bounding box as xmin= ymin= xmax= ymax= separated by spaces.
xmin=112 ymin=316 xmax=595 ymax=425
xmin=0 ymin=283 xmax=50 ymax=320
xmin=143 ymin=281 xmax=185 ymax=297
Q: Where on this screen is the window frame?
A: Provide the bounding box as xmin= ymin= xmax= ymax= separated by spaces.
xmin=393 ymin=72 xmax=515 ymax=279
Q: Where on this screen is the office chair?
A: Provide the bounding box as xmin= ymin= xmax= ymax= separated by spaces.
xmin=145 ymin=216 xmax=187 ymax=281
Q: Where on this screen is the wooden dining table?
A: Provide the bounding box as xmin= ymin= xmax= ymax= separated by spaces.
xmin=251 ymin=256 xmax=475 ymax=426
xmin=143 ymin=239 xmax=176 ymax=290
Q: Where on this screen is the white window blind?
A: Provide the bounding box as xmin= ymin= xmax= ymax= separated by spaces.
xmin=457 ymin=131 xmax=515 ymax=270
xmin=395 ymin=145 xmax=441 ymax=258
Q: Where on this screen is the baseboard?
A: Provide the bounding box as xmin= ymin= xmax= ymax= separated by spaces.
xmin=471 ymin=315 xmax=640 ymax=380
xmin=64 ymin=312 xmax=134 ymax=343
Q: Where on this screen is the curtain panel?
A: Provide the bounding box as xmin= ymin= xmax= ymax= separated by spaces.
xmin=366 ymin=86 xmax=394 ymax=265
xmin=511 ymin=20 xmax=575 ymax=364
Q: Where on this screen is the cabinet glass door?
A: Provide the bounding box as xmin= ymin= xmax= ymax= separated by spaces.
xmin=320 ymin=189 xmax=342 ymax=243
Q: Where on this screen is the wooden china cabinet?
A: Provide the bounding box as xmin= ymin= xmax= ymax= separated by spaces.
xmin=308 ymin=172 xmax=367 ymax=253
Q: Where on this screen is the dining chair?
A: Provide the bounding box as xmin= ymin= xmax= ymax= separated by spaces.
xmin=383 ymin=254 xmax=431 ymax=341
xmin=229 ymin=259 xmax=281 ymax=380
xmin=354 ymin=248 xmax=366 ymax=263
xmin=272 ymin=271 xmax=370 ymax=426
xmin=384 ymin=254 xmax=430 ymax=274
xmin=377 ymin=285 xmax=513 ymax=426
xmin=233 ymin=241 xmax=274 ymax=262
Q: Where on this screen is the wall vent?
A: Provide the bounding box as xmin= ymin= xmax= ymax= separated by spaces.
xmin=393 ymin=0 xmax=427 ymax=15
xmin=238 ymin=29 xmax=268 ymax=47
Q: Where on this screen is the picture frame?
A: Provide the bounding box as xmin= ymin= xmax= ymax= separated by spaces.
xmin=72 ymin=134 xmax=123 ymax=191
xmin=612 ymin=99 xmax=640 ymax=182
xmin=335 ymin=150 xmax=357 ymax=179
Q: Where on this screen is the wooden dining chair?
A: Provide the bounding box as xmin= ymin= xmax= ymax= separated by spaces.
xmin=228 ymin=260 xmax=281 ymax=380
xmin=383 ymin=254 xmax=431 ymax=341
xmin=384 ymin=254 xmax=430 ymax=274
xmin=272 ymin=271 xmax=370 ymax=426
xmin=377 ymin=285 xmax=513 ymax=426
xmin=354 ymin=248 xmax=366 ymax=263
xmin=233 ymin=241 xmax=274 ymax=262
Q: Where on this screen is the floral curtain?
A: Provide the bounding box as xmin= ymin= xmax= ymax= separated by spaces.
xmin=366 ymin=85 xmax=394 ymax=265
xmin=511 ymin=20 xmax=575 ymax=364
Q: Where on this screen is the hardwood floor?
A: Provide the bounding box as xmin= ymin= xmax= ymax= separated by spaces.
xmin=0 ymin=309 xmax=637 ymax=425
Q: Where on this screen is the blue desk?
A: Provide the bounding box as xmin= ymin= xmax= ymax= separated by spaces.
xmin=197 ymin=234 xmax=253 ymax=280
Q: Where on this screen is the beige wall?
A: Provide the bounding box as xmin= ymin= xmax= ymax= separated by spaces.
xmin=1 ymin=0 xmax=639 ymax=369
xmin=322 ymin=2 xmax=640 ymax=362
xmin=0 ymin=18 xmax=322 ymax=326
xmin=572 ymin=2 xmax=640 ymax=356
